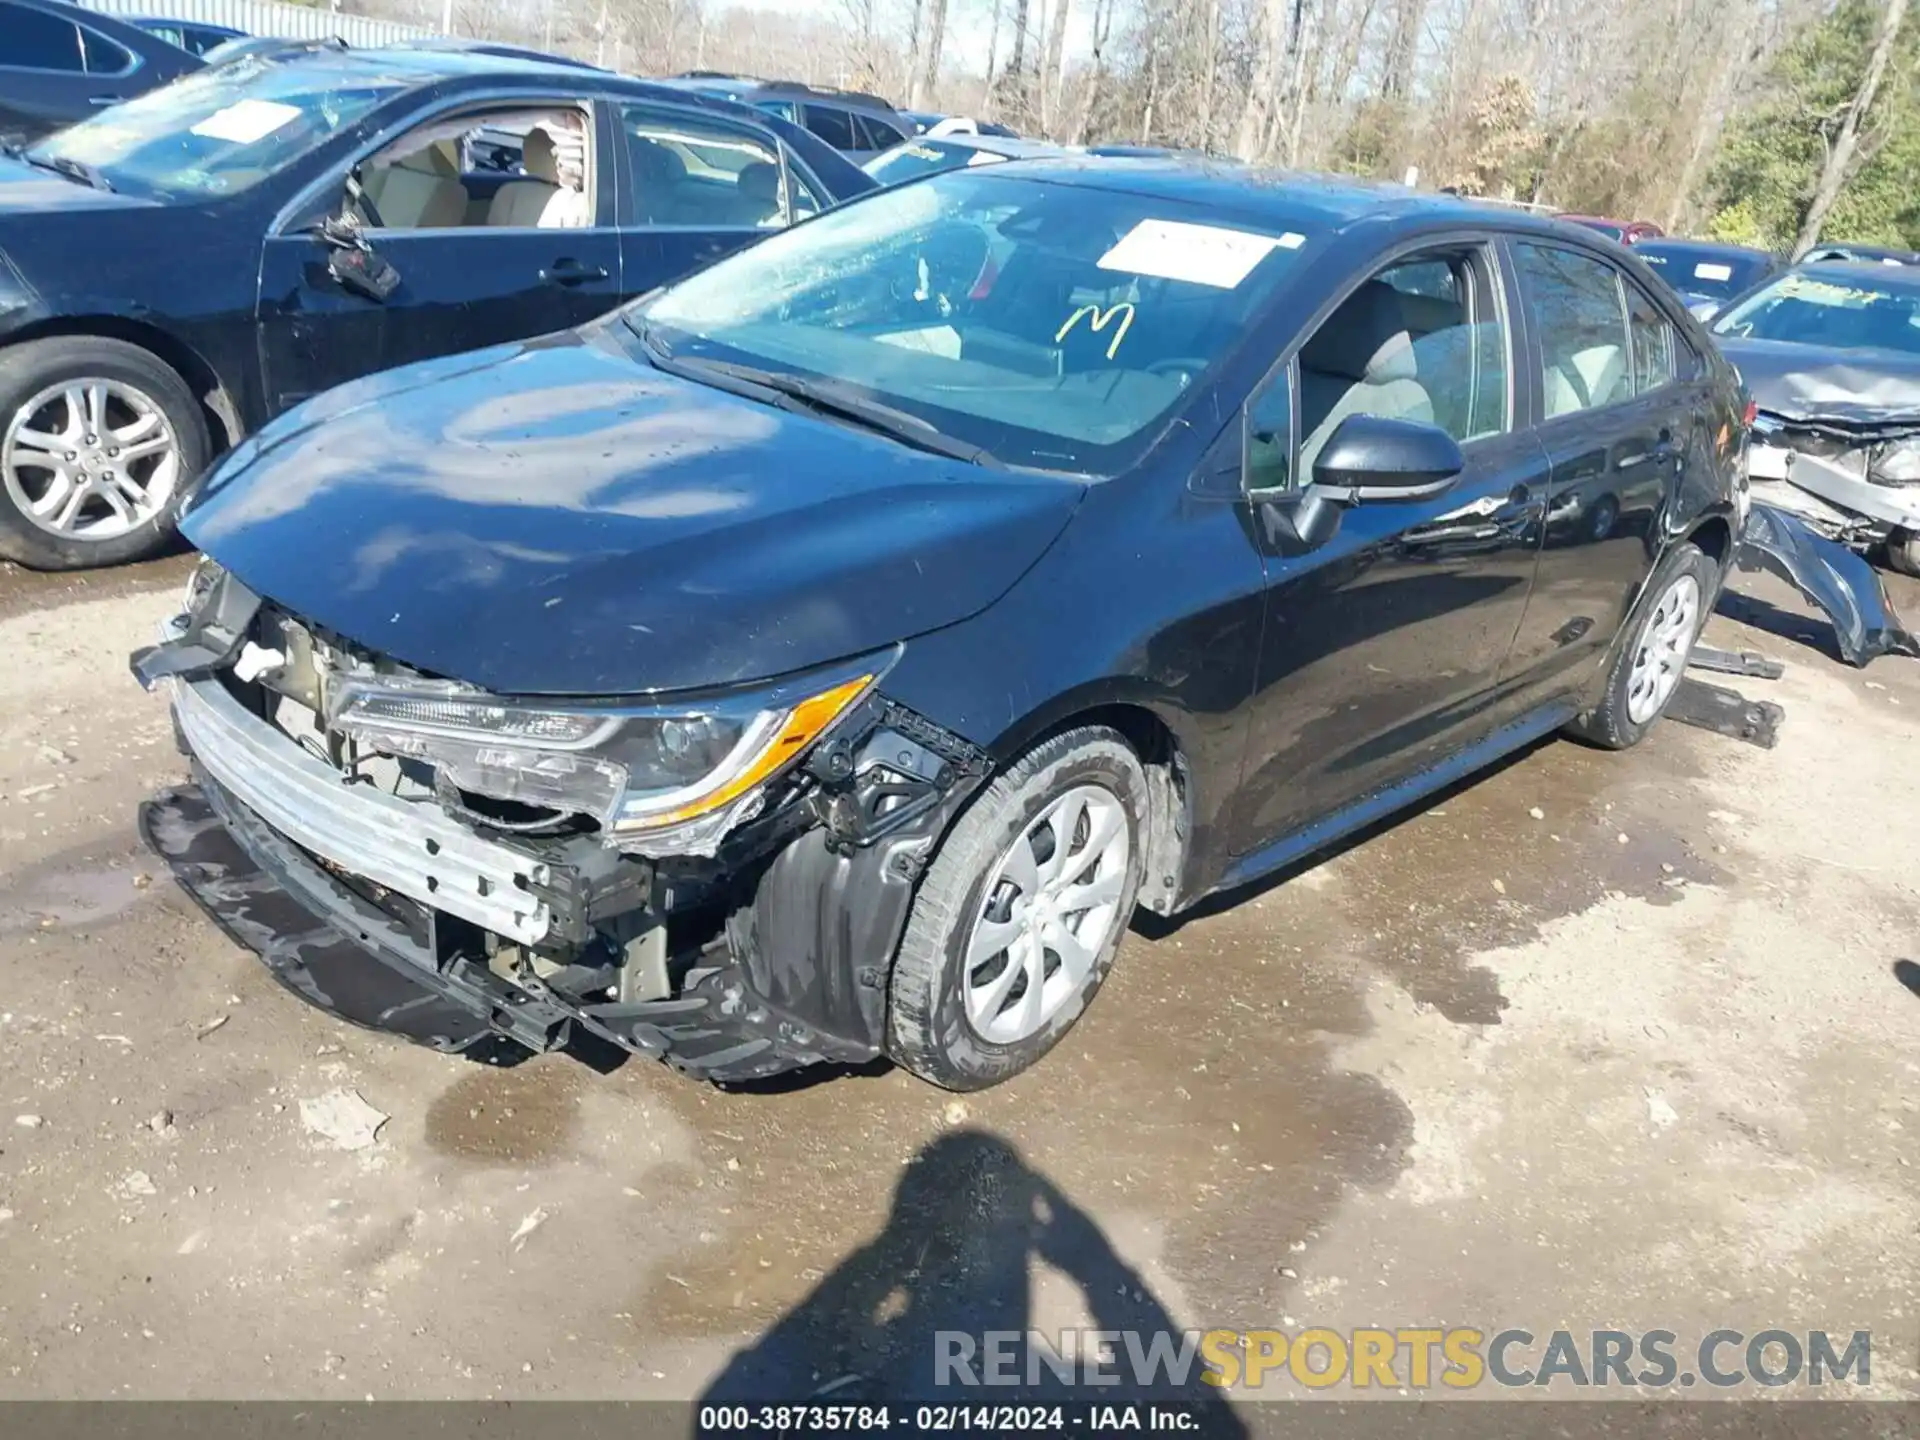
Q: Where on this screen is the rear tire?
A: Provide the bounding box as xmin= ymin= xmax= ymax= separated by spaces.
xmin=887 ymin=727 xmax=1147 ymax=1091
xmin=0 ymin=336 xmax=210 ymax=571
xmin=1887 ymin=527 xmax=1920 ymax=579
xmin=1565 ymin=542 xmax=1716 ymax=751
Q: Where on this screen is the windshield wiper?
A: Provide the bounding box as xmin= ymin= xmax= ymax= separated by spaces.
xmin=2 ymin=145 xmax=113 ymax=192
xmin=629 ymin=319 xmax=1002 ymax=468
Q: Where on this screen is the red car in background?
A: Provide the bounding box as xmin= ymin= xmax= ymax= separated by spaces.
xmin=1563 ymin=215 xmax=1666 ymax=244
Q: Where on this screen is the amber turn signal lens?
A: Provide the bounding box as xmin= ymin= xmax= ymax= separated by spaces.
xmin=633 ymin=675 xmax=873 ymax=830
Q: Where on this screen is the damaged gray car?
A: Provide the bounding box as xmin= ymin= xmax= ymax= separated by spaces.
xmin=1711 ymin=261 xmax=1920 ymax=577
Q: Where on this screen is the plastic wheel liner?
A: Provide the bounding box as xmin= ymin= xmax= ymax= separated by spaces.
xmin=1735 ymin=502 xmax=1919 ymax=667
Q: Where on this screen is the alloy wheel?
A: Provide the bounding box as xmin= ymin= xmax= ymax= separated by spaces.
xmin=962 ymin=784 xmax=1132 ymax=1045
xmin=1625 ymin=572 xmax=1700 ymax=724
xmin=2 ymin=379 xmax=181 ymax=541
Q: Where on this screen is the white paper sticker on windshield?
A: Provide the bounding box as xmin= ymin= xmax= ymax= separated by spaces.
xmin=1097 ymin=219 xmax=1285 ymax=288
xmin=1693 ymin=262 xmax=1734 ymax=282
xmin=190 ymin=99 xmax=302 ymax=144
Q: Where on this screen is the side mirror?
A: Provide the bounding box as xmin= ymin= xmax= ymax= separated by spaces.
xmin=1310 ymin=413 xmax=1464 ymax=503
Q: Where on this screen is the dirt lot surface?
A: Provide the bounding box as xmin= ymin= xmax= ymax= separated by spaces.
xmin=0 ymin=551 xmax=1916 ymax=1407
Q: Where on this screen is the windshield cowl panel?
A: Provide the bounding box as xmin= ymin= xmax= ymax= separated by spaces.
xmin=631 ymin=171 xmax=1314 ymax=475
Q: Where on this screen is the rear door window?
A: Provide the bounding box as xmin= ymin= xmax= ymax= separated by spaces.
xmin=1624 ymin=281 xmax=1675 ymax=394
xmin=1512 ymin=242 xmax=1632 ymax=419
xmin=855 ymin=113 xmax=907 ymax=150
xmin=3 ymin=4 xmax=86 ymax=70
xmin=804 ymin=104 xmax=857 ymax=150
xmin=622 ymin=105 xmax=788 ymax=228
xmin=79 ymin=26 xmax=133 ymax=74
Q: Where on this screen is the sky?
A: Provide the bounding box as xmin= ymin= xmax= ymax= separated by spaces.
xmin=705 ymin=0 xmax=1098 ymax=75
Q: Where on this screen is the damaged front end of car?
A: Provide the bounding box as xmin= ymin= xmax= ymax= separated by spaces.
xmin=131 ymin=561 xmax=991 ymax=1082
xmin=1746 ymin=408 xmax=1920 ymax=553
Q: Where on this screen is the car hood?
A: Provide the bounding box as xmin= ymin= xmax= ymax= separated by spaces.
xmin=1716 ymin=335 xmax=1920 ymax=431
xmin=183 ymin=327 xmax=1086 ymax=697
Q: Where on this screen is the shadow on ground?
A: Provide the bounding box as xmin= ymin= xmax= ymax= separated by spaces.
xmin=697 ymin=1127 xmax=1245 ymax=1425
xmin=1895 ymin=959 xmax=1920 ymax=1000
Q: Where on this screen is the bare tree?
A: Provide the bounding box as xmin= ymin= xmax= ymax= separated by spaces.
xmin=1236 ymin=0 xmax=1288 ymax=158
xmin=909 ymin=0 xmax=949 ymax=106
xmin=1071 ymin=0 xmax=1117 ymax=141
xmin=1794 ymin=0 xmax=1911 ymax=256
xmin=1040 ymin=0 xmax=1073 ymax=129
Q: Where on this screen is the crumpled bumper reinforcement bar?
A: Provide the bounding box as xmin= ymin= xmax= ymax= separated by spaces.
xmin=171 ymin=672 xmax=556 ymax=946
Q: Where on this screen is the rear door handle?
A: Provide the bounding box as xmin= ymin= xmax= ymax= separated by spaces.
xmin=89 ymin=96 xmax=122 ymax=107
xmin=540 ymin=259 xmax=609 ymax=287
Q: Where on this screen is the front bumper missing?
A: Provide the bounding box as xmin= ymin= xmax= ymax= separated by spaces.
xmin=1735 ymin=502 xmax=1919 ymax=667
xmin=1752 ymin=446 xmax=1920 ymax=533
xmin=143 ymin=775 xmax=880 ymax=1081
xmin=171 ymin=671 xmax=555 ymax=946
xmin=142 ymin=783 xmax=514 ymax=1058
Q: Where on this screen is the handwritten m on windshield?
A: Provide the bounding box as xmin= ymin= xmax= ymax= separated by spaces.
xmin=1054 ymin=302 xmax=1136 ymax=361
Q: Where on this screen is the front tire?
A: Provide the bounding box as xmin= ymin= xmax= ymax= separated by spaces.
xmin=887 ymin=727 xmax=1148 ymax=1091
xmin=1565 ymin=541 xmax=1716 ymax=750
xmin=0 ymin=336 xmax=210 ymax=570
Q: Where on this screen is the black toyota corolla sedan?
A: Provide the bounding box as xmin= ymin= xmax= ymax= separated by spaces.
xmin=0 ymin=43 xmax=872 ymax=570
xmin=135 ymin=162 xmax=1748 ymax=1090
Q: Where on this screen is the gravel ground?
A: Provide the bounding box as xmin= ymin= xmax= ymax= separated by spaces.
xmin=0 ymin=552 xmax=1915 ymax=1405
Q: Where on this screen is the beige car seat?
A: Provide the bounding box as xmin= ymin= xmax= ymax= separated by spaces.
xmin=487 ymin=128 xmax=563 ymax=227
xmin=1298 ymin=281 xmax=1437 ymax=478
xmin=1543 ymin=343 xmax=1628 ymax=417
xmin=361 ymin=140 xmax=467 ymax=229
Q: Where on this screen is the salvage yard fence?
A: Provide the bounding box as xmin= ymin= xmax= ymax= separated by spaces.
xmin=78 ymin=0 xmax=436 ymax=47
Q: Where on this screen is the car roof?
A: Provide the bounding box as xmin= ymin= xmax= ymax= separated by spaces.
xmin=652 ymin=75 xmax=901 ymax=115
xmin=1790 ymin=260 xmax=1920 ymax=293
xmin=388 ymin=39 xmax=608 ymax=70
xmin=981 ymin=159 xmax=1604 ymax=240
xmin=1803 ymin=243 xmax=1919 ymax=264
xmin=220 ymin=44 xmax=797 ymax=105
xmin=129 ymin=14 xmax=242 ymax=29
xmin=1634 ymin=237 xmax=1775 ymax=258
xmin=906 ymin=133 xmax=1062 ymax=159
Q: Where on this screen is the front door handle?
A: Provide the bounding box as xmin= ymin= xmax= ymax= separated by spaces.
xmin=89 ymin=96 xmax=122 ymax=107
xmin=540 ymin=259 xmax=609 ymax=287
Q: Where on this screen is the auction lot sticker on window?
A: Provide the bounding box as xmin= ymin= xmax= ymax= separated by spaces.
xmin=1098 ymin=219 xmax=1296 ymax=288
xmin=1694 ymin=262 xmax=1734 ymax=281
xmin=190 ymin=99 xmax=302 ymax=144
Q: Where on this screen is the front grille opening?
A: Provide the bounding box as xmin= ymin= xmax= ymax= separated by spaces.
xmin=443 ymin=787 xmax=594 ymax=838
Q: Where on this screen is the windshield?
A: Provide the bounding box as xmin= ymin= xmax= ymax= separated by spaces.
xmin=864 ymin=139 xmax=1004 ymax=186
xmin=24 ymin=58 xmax=406 ymax=200
xmin=1637 ymin=246 xmax=1771 ymax=301
xmin=1712 ymin=271 xmax=1920 ymax=356
xmin=635 ymin=171 xmax=1312 ymax=472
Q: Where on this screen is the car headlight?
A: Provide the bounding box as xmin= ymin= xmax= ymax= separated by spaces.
xmin=1868 ymin=436 xmax=1920 ymax=486
xmin=327 ymin=655 xmax=888 ymax=856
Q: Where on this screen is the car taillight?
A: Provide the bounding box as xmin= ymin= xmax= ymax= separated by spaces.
xmin=1742 ymin=398 xmax=1758 ymax=426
